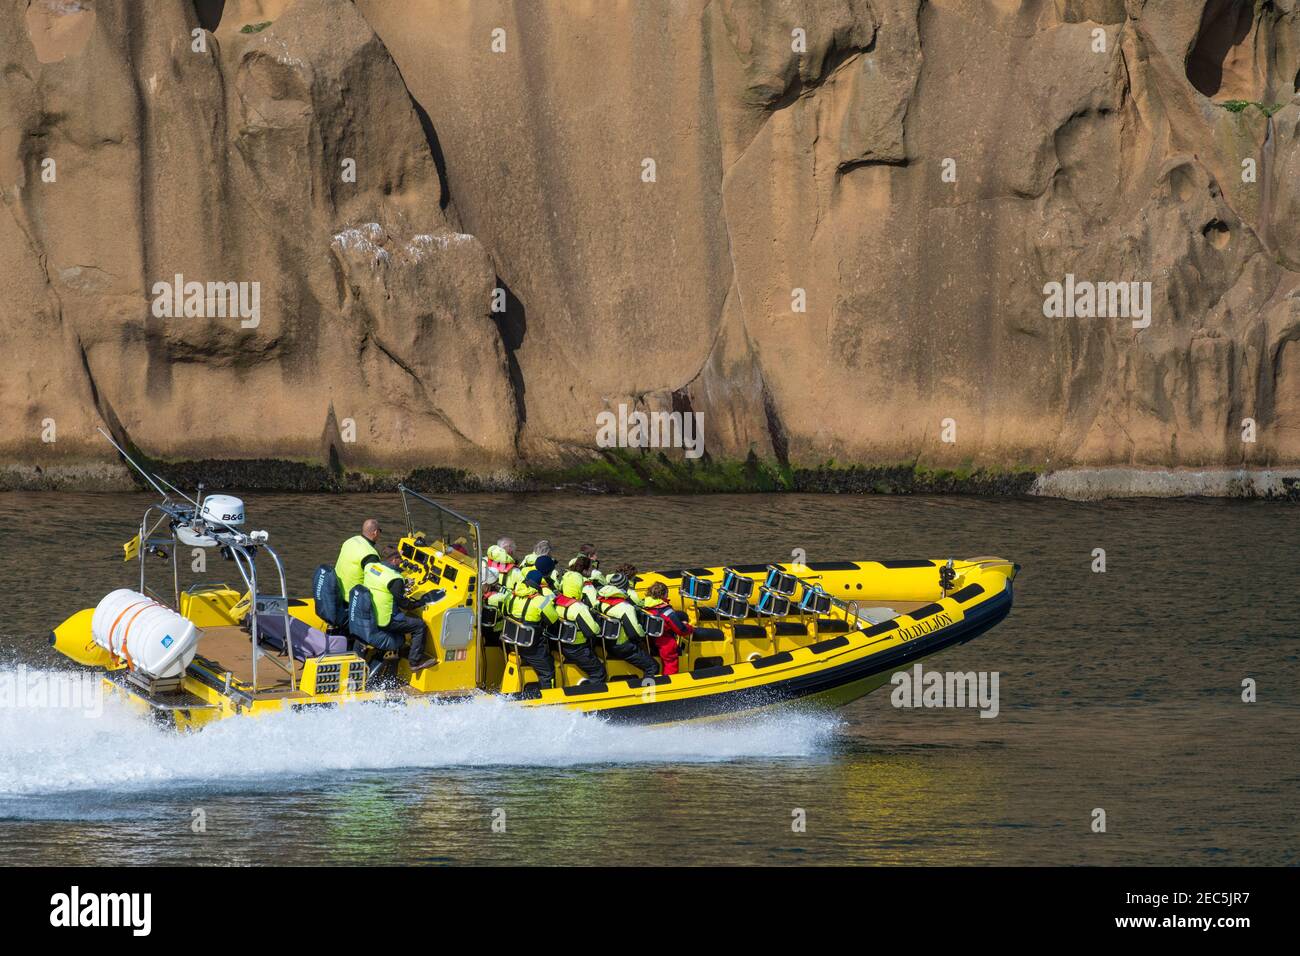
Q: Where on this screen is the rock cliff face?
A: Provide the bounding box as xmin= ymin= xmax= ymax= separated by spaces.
xmin=2 ymin=0 xmax=1298 ymax=489
xmin=1 ymin=0 xmax=516 ymax=481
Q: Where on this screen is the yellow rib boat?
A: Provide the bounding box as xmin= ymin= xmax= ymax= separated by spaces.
xmin=49 ymin=444 xmax=1017 ymax=730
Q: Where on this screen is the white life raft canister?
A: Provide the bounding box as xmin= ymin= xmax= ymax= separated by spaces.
xmin=90 ymin=589 xmax=200 ymax=679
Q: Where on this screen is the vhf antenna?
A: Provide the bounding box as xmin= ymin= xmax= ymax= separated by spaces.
xmin=99 ymin=428 xmax=255 ymax=543
xmin=97 ymin=427 xmax=174 ymax=500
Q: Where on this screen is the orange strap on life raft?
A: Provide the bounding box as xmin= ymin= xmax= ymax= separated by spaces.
xmin=108 ymin=598 xmax=156 ymax=670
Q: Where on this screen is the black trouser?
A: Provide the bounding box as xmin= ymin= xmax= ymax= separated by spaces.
xmin=560 ymin=641 xmax=607 ymax=683
xmin=358 ymin=630 xmax=402 ymax=655
xmin=383 ymin=610 xmax=427 ymax=662
xmin=518 ymin=639 xmax=556 ymax=690
xmin=606 ymin=638 xmax=658 ymax=677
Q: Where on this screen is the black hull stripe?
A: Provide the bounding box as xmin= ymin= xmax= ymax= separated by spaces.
xmin=593 ymin=583 xmax=1013 ymax=724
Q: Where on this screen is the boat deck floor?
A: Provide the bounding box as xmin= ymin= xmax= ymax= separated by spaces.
xmin=194 ymin=625 xmax=302 ymax=695
xmin=192 ymin=626 xmax=425 ymax=701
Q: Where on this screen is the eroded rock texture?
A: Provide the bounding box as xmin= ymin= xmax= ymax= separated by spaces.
xmin=1 ymin=0 xmax=516 ymax=476
xmin=2 ymin=0 xmax=1298 ymax=482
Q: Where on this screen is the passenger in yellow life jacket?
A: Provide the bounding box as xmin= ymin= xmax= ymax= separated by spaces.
xmin=567 ymin=543 xmax=606 ymax=586
xmin=505 ymin=569 xmax=560 ymax=691
xmin=612 ymin=563 xmax=645 ymax=606
xmin=482 ymin=568 xmax=508 ymax=635
xmin=532 ymin=554 xmax=559 ymax=591
xmin=483 ymin=546 xmax=512 ymax=629
xmin=363 ymin=551 xmax=434 ymax=671
xmin=525 ymin=539 xmax=552 ymax=568
xmin=566 ymin=555 xmax=601 ymax=606
xmin=485 ymin=537 xmax=517 ymax=581
xmin=553 ymin=571 xmax=607 ymax=683
xmin=596 ymin=572 xmax=658 ymax=678
xmin=334 ymin=518 xmax=381 ymax=602
xmin=482 ymin=566 xmax=520 ymax=640
xmin=507 ymin=539 xmax=552 ymax=592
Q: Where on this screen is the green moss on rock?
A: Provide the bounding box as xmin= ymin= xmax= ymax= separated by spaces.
xmin=109 ymin=448 xmax=1041 ymax=497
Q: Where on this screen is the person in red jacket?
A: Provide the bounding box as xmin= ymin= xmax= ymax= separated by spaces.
xmin=641 ymin=581 xmax=692 ymax=675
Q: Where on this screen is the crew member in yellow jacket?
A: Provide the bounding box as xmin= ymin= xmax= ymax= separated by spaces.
xmin=334 ymin=518 xmax=381 ymax=602
xmin=364 ymin=551 xmax=434 ymax=670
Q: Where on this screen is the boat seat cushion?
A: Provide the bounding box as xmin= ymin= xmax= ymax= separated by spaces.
xmin=254 ymin=612 xmax=349 ymax=661
xmin=312 ymin=564 xmax=348 ymax=630
xmin=692 ymin=626 xmax=725 ymax=642
xmin=347 ymin=585 xmax=388 ymax=649
xmin=816 ymin=619 xmax=851 ymax=633
xmin=774 ymin=621 xmax=808 ymax=636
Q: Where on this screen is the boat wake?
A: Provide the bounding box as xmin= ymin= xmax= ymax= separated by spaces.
xmin=0 ymin=666 xmax=839 ymax=798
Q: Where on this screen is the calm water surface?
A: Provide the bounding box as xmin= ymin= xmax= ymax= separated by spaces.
xmin=0 ymin=491 xmax=1296 ymax=865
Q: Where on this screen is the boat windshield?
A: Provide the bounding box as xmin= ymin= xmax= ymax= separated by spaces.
xmin=397 ymin=485 xmax=482 ymax=570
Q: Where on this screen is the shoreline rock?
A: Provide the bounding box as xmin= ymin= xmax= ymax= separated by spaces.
xmin=1029 ymin=468 xmax=1300 ymax=502
xmin=2 ymin=455 xmax=1295 ymax=501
